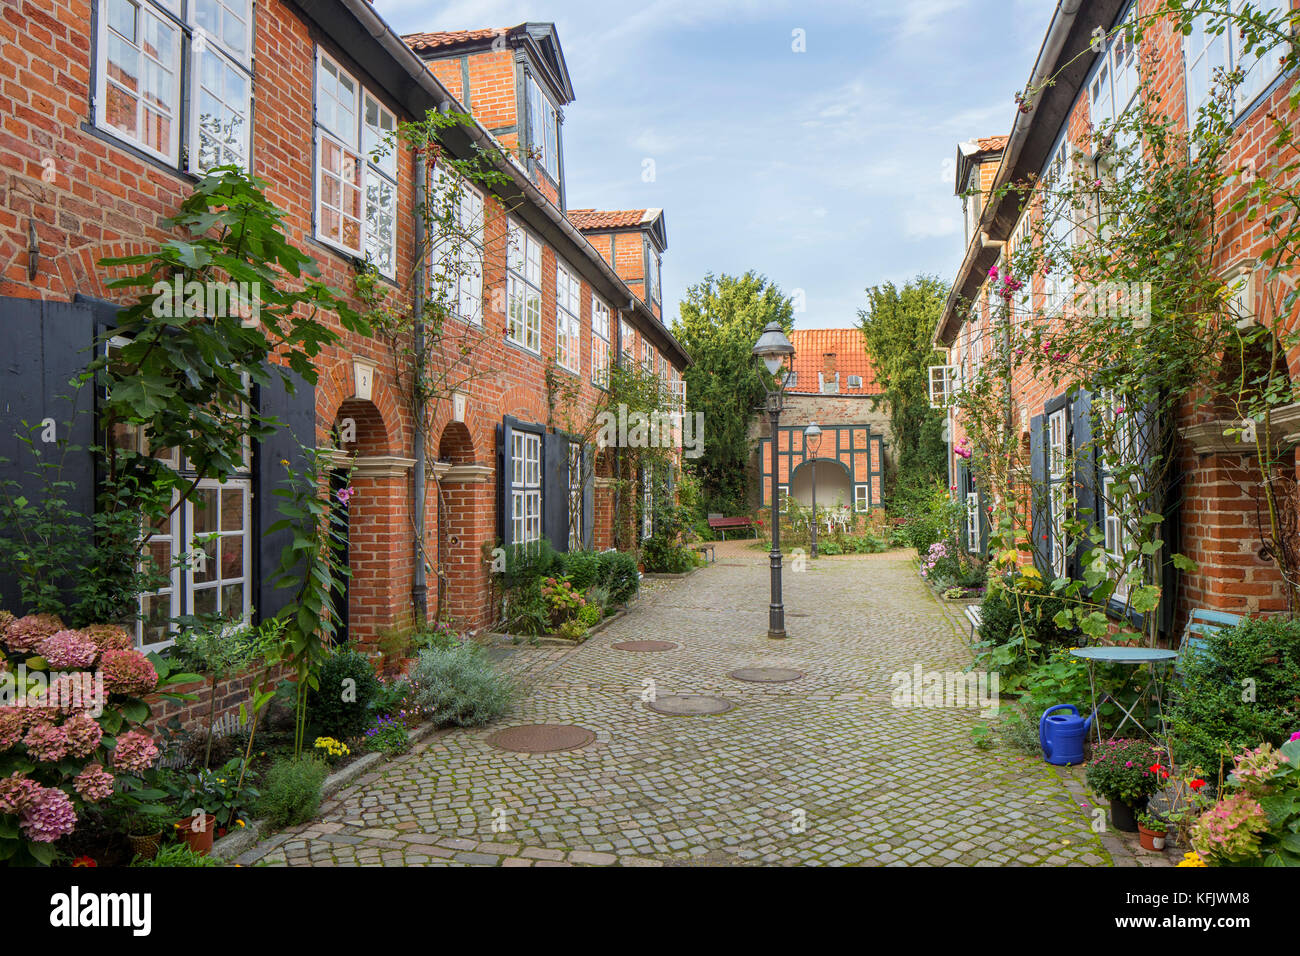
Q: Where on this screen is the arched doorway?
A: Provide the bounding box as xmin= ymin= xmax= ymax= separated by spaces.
xmin=789 ymin=458 xmax=852 ymax=510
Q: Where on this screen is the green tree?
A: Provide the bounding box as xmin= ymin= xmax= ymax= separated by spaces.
xmin=857 ymin=275 xmax=949 ymax=500
xmin=673 ymin=272 xmax=793 ymax=513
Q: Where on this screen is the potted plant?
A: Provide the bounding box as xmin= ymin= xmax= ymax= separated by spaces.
xmin=1136 ymin=810 xmax=1169 ymax=851
xmin=1085 ymin=738 xmax=1168 ymax=832
xmin=108 ymin=774 xmax=172 ymax=862
xmin=161 ymin=758 xmax=259 ymax=856
xmin=377 ymin=626 xmax=415 ymax=677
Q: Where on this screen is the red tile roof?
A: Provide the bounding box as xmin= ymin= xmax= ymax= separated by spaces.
xmin=787 ymin=329 xmax=882 ymax=396
xmin=566 ymin=208 xmax=650 ymax=230
xmin=403 ymin=28 xmax=511 ymax=51
xmin=975 ymin=135 xmax=1008 ymax=153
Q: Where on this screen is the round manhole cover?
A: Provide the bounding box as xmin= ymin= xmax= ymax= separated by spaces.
xmin=488 ymin=724 xmax=596 ymax=753
xmin=729 ymin=667 xmax=805 ymax=683
xmin=646 ymin=695 xmax=735 ymax=716
xmin=611 ymin=640 xmax=678 ymax=652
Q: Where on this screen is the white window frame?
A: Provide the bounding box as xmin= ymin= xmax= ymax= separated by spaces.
xmin=510 ymin=430 xmax=542 ymax=546
xmin=620 ymin=318 xmax=635 ymax=367
xmin=1041 ymin=130 xmax=1075 ymax=313
xmin=777 ymin=483 xmax=790 ymax=514
xmin=1184 ymin=0 xmax=1290 ymax=125
xmin=526 ymin=74 xmax=560 ymax=180
xmin=1047 ymin=407 xmax=1069 ymax=578
xmin=96 ymin=0 xmax=183 ymax=165
xmin=642 ymin=469 xmax=654 ymax=540
xmin=184 ymin=477 xmax=252 ymax=627
xmin=645 ymin=239 xmax=662 ymax=305
xmin=429 ymin=168 xmax=485 ymax=325
xmin=314 ymin=50 xmax=398 ymax=277
xmin=854 ymin=484 xmax=869 ymax=512
xmin=966 ymin=491 xmax=980 ymax=553
xmin=591 ymin=296 xmax=612 ymax=388
xmin=928 ymin=365 xmax=954 ymax=408
xmin=556 ymin=260 xmax=582 ymax=373
xmin=506 ymin=220 xmax=543 ymax=353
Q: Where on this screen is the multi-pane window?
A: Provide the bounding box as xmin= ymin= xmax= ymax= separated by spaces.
xmin=507 ymin=221 xmax=543 ymax=352
xmin=556 ymin=261 xmax=582 ymax=372
xmin=620 ymin=318 xmax=635 ymax=367
xmin=592 ymin=296 xmax=612 ymax=387
xmin=510 ymin=430 xmax=542 ymax=546
xmin=963 ymin=168 xmax=982 ymax=247
xmin=185 ymin=480 xmax=250 ymax=623
xmin=314 ymin=51 xmax=397 ymax=277
xmin=1041 ymin=132 xmax=1074 ymax=312
xmin=1185 ymin=0 xmax=1289 ymax=122
xmin=106 ymin=336 xmax=251 ymax=649
xmin=1047 ymin=407 xmax=1069 ymax=578
xmin=854 ymin=484 xmax=869 ymax=512
xmin=1098 ymin=389 xmax=1138 ymax=603
xmin=1091 ymin=6 xmax=1139 ymax=128
xmin=430 ymin=168 xmax=485 ymax=324
xmin=96 ymin=0 xmax=252 ymax=170
xmin=642 ymin=340 xmax=655 ymax=374
xmin=642 ymin=470 xmax=654 ymax=539
xmin=526 ymin=75 xmax=560 ymax=180
xmin=645 ymin=240 xmax=662 ymax=304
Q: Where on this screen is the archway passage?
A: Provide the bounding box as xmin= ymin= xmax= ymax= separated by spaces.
xmin=790 ymin=458 xmax=852 ymax=510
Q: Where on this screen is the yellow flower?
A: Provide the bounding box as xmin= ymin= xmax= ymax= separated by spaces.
xmin=1176 ymin=851 xmax=1207 ymax=867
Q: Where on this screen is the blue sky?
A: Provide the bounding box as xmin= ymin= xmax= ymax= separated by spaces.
xmin=372 ymin=0 xmax=1051 ymax=329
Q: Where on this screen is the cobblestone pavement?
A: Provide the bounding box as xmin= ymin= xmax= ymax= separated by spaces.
xmin=244 ymin=543 xmax=1134 ymax=867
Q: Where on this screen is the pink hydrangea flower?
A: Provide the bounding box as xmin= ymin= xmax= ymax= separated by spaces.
xmin=0 ymin=772 xmax=42 ymax=815
xmin=20 ymin=786 xmax=76 ymax=843
xmin=73 ymin=765 xmax=115 ymax=804
xmin=99 ymin=649 xmax=159 ymax=697
xmin=46 ymin=673 xmax=103 ymax=715
xmin=112 ymin=730 xmax=159 ymax=775
xmin=37 ymin=630 xmax=98 ymax=669
xmin=3 ymin=613 xmax=64 ymax=653
xmin=1290 ymin=731 xmax=1300 ymax=742
xmin=23 ymin=720 xmax=70 ymax=763
xmin=81 ymin=624 xmax=135 ymax=654
xmin=0 ymin=708 xmax=23 ymax=751
xmin=63 ymin=714 xmax=103 ymax=758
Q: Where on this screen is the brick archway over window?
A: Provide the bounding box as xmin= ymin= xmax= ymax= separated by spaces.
xmin=334 ymin=397 xmax=392 ymax=456
xmin=438 ymin=421 xmax=475 ymax=464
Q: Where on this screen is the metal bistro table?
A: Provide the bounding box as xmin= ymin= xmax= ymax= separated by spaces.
xmin=1069 ymin=646 xmax=1179 ymax=745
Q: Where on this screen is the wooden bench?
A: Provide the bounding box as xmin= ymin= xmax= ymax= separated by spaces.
xmin=1174 ymin=608 xmax=1242 ymax=678
xmin=707 ymin=513 xmax=756 ymax=540
xmin=693 ymin=544 xmax=716 ymax=564
xmin=964 ymin=605 xmax=983 ymax=642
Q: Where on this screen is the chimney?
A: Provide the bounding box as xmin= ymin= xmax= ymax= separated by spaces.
xmin=823 ymin=353 xmax=836 ymax=375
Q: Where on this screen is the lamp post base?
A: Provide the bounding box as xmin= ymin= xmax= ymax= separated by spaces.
xmin=767 ymin=628 xmax=787 ymax=640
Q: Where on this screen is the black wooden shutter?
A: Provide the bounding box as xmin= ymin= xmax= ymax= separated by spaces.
xmin=956 ymin=463 xmax=970 ymax=553
xmin=255 ymin=369 xmax=315 ymax=622
xmin=1028 ymin=413 xmax=1047 ymax=573
xmin=581 ymin=444 xmax=594 ymax=550
xmin=1071 ymin=389 xmax=1097 ymax=578
xmin=976 ymin=482 xmax=990 ymax=558
xmin=498 ymin=419 xmax=514 ymax=549
xmin=0 ymin=298 xmax=98 ymax=613
xmin=542 ymin=430 xmax=568 ymax=551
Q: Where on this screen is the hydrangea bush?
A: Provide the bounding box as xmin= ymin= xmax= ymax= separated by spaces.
xmin=1190 ymin=735 xmax=1300 ymax=867
xmin=0 ymin=613 xmax=197 ymax=865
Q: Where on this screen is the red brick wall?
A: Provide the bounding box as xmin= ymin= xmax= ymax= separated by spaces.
xmin=946 ymin=0 xmax=1300 ymax=633
xmin=0 ymin=0 xmax=683 ymax=652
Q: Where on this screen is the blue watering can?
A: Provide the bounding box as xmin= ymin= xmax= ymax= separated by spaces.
xmin=1039 ymin=704 xmax=1094 ymax=766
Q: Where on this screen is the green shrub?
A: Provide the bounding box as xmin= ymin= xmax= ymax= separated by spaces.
xmin=307 ymin=647 xmax=381 ymax=740
xmin=585 ymin=584 xmax=612 ymax=616
xmin=564 ymin=550 xmax=603 ymax=590
xmin=577 ymin=602 xmax=602 ymax=629
xmin=1167 ymin=615 xmax=1300 ymax=774
xmin=973 ymin=574 xmax=1076 ymax=688
xmin=502 ymin=539 xmax=561 ymax=588
xmin=642 ymin=534 xmax=693 ymax=573
xmin=412 ymin=643 xmax=513 ymax=727
xmin=364 ymin=715 xmax=410 ymax=755
xmin=599 ymin=550 xmax=640 ymax=604
xmin=257 ymin=756 xmax=329 ymax=829
xmin=131 ymin=843 xmax=226 ymax=867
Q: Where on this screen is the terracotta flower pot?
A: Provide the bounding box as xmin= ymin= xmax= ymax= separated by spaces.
xmin=127 ymin=831 xmax=163 ymax=861
xmin=175 ymin=814 xmax=219 ymax=856
xmin=1138 ymin=823 xmax=1167 ymax=852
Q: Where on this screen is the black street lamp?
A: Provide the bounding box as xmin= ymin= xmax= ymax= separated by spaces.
xmin=804 ymin=422 xmax=822 ymax=559
xmin=753 ymin=321 xmax=795 ymax=639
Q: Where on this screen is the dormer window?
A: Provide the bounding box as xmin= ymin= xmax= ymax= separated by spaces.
xmin=526 ymin=75 xmax=559 ymax=181
xmin=819 ymin=372 xmax=839 ymax=394
xmin=963 ymin=168 xmax=981 ymax=247
xmin=645 ymin=239 xmax=661 ymax=305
